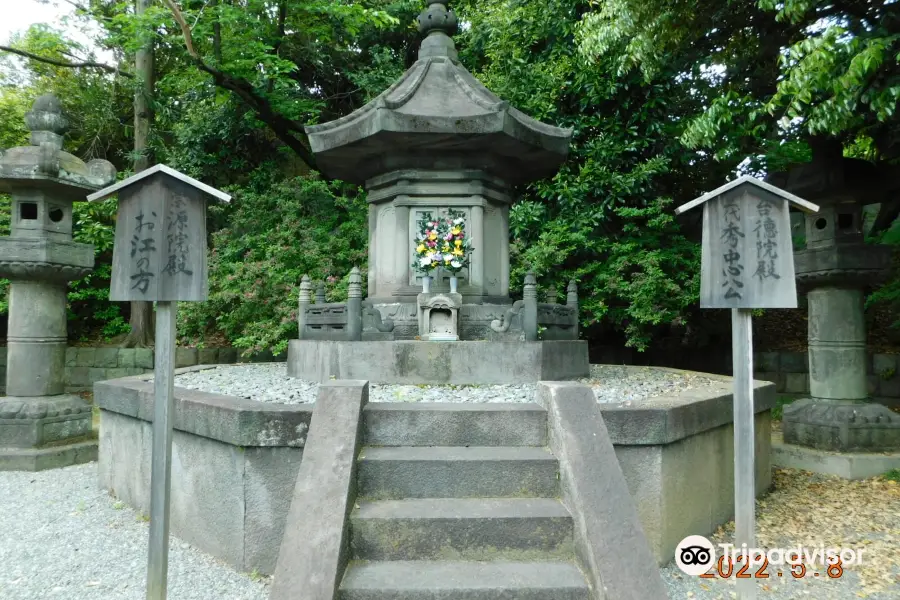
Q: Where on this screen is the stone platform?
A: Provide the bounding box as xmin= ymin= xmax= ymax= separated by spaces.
xmin=94 ymin=365 xmax=774 ymax=574
xmin=286 ymin=339 xmax=589 ymax=384
xmin=772 ymin=431 xmax=900 ymax=480
xmin=0 ymin=393 xmax=97 ymax=470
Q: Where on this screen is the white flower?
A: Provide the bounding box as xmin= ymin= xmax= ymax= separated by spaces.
xmin=450 ymin=260 xmax=461 ymax=268
xmin=419 ymin=257 xmax=432 ymax=266
xmin=444 ymin=253 xmax=455 ymax=261
xmin=454 ymin=217 xmax=464 ymax=225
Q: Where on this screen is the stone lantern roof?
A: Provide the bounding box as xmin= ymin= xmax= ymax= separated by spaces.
xmin=305 ymin=0 xmax=573 ymax=186
xmin=0 ymin=94 xmax=116 ymax=198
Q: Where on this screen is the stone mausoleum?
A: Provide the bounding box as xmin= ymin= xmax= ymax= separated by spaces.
xmin=287 ymin=0 xmax=588 ymax=383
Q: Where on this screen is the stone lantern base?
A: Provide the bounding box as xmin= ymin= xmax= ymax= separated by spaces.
xmin=782 ymin=398 xmax=900 ymax=452
xmin=0 ymin=394 xmax=96 ymax=470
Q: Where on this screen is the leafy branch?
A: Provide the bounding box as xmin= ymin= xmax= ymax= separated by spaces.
xmin=160 ymin=0 xmax=318 ymax=171
xmin=0 ymin=44 xmax=133 ymax=77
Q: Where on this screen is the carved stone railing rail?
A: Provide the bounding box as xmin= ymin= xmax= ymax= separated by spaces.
xmin=490 ymin=274 xmax=580 ymax=341
xmin=298 ymin=268 xmax=395 ymax=341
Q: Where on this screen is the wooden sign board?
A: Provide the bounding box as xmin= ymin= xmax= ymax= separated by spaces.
xmin=675 ymin=176 xmax=819 ymax=309
xmin=87 ymin=164 xmax=230 ymax=302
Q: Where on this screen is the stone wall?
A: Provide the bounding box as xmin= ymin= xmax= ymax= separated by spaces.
xmin=754 ymin=351 xmax=900 ymax=398
xmin=0 ymin=346 xmax=278 ymax=393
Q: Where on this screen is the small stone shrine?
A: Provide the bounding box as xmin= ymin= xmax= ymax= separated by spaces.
xmin=0 ymin=95 xmax=117 ymax=470
xmin=768 ymin=140 xmax=900 ymax=451
xmin=287 ymin=0 xmax=587 ymax=383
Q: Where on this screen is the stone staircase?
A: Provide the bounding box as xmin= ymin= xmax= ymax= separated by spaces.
xmin=338 ymin=403 xmax=592 ymax=599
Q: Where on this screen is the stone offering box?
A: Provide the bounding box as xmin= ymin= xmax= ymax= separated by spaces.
xmin=95 ymin=366 xmax=774 ymax=573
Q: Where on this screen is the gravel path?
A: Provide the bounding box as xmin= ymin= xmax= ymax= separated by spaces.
xmin=0 ymin=463 xmax=269 ymax=600
xmin=2 ymin=465 xmax=896 ymax=599
xmin=171 ymin=362 xmax=724 ymax=404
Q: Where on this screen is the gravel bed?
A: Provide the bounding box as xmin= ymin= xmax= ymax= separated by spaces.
xmin=170 ymin=363 xmax=724 ymax=405
xmin=0 ymin=463 xmax=268 ymax=600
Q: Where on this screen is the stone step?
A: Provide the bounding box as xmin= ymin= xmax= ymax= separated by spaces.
xmin=364 ymin=403 xmax=547 ymax=447
xmin=350 ymin=497 xmax=573 ymax=560
xmin=357 ymin=446 xmax=559 ymax=500
xmin=339 ymin=560 xmax=591 ymax=600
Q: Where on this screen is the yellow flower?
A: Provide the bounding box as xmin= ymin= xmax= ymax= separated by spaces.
xmin=416 ymin=244 xmax=426 ymax=253
xmin=454 ymin=239 xmax=462 ymax=246
xmin=428 ymin=232 xmax=437 ymax=240
xmin=450 ymin=226 xmax=462 ymax=235
xmin=452 ymin=248 xmax=464 ymax=256
xmin=442 ymin=244 xmax=451 ymax=252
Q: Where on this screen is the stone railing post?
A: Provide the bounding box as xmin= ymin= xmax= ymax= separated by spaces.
xmin=567 ymin=279 xmax=579 ymax=340
xmin=523 ymin=272 xmax=538 ymax=342
xmin=298 ymin=275 xmax=312 ymax=338
xmin=315 ymin=281 xmax=326 ymax=305
xmin=347 ymin=267 xmax=362 ymax=341
xmin=545 ymin=285 xmax=558 ymax=304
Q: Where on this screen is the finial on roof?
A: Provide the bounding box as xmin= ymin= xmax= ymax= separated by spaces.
xmin=25 ymin=94 xmax=67 ymax=151
xmin=417 ymin=1 xmax=458 ymax=61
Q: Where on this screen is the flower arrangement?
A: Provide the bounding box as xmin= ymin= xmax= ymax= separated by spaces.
xmin=411 ymin=210 xmax=474 ymax=277
xmin=412 ymin=214 xmax=444 ymax=275
xmin=440 ymin=210 xmax=472 ymax=275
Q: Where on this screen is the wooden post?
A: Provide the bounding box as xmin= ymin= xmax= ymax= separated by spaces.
xmin=146 ymin=301 xmax=176 ymax=599
xmin=675 ymin=175 xmax=818 ymax=599
xmin=732 ymin=308 xmax=755 ymax=600
xmin=88 ymin=164 xmax=230 ymax=600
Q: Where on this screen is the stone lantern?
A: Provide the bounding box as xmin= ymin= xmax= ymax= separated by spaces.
xmin=767 ymin=141 xmax=900 ymax=452
xmin=0 ymin=94 xmax=116 ymax=470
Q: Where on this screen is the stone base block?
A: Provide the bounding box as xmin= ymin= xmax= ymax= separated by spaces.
xmin=0 ymin=394 xmax=93 ymax=447
xmin=0 ymin=439 xmax=97 ymax=471
xmin=772 ymin=432 xmax=900 ymax=480
xmin=782 ymin=398 xmax=900 ymax=452
xmin=286 ymin=340 xmax=589 ymax=384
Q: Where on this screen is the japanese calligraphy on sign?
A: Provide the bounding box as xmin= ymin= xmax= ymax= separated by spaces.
xmin=88 ymin=164 xmax=230 ymax=302
xmin=674 ymin=176 xmax=819 ymax=309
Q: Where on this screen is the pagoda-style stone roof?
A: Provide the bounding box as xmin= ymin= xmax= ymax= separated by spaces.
xmin=305 ymin=1 xmax=572 ymax=186
xmin=0 ymin=94 xmax=116 ymax=199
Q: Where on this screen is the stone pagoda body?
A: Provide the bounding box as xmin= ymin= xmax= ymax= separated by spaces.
xmin=768 ymin=140 xmax=900 ymax=452
xmin=286 ymin=0 xmax=588 ymax=383
xmin=0 ymin=95 xmax=116 ymax=470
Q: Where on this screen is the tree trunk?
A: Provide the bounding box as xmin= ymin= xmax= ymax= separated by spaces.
xmin=122 ymin=0 xmax=156 ymax=348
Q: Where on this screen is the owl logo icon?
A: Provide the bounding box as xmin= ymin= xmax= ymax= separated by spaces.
xmin=675 ymin=535 xmax=716 ymax=576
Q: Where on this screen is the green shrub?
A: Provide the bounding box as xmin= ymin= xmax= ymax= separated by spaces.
xmin=177 ymin=175 xmax=368 ymax=357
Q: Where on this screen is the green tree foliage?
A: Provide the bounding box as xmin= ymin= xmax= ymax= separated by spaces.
xmin=177 ymin=175 xmax=367 ymax=356
xmin=578 ymin=0 xmax=900 ymax=166
xmin=9 ymin=0 xmax=895 ymax=352
xmin=454 ymin=0 xmax=723 ymax=348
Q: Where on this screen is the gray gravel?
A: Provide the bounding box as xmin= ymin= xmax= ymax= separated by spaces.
xmin=0 ymin=463 xmax=268 ymax=600
xmin=171 ymin=362 xmax=724 ymax=405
